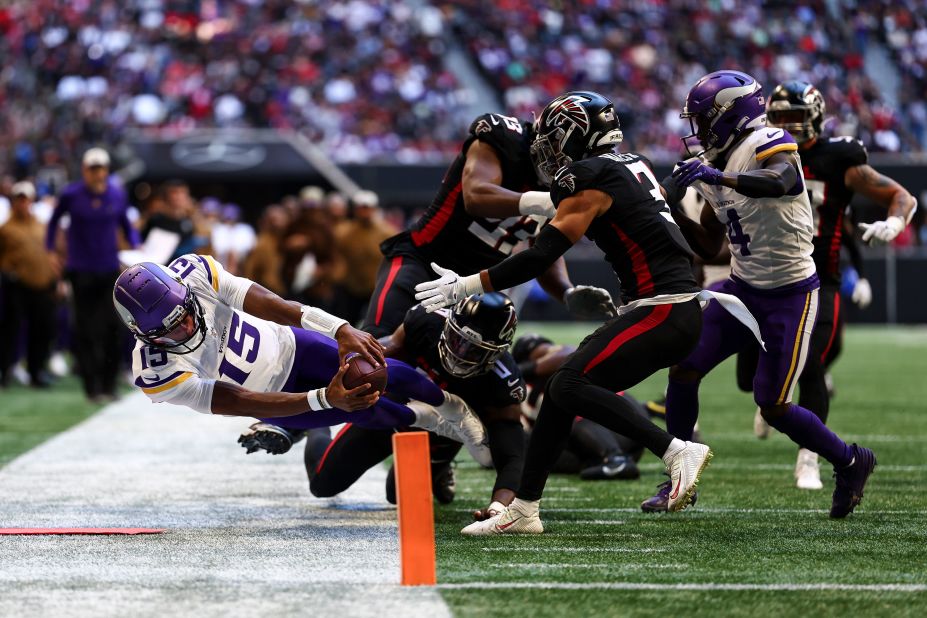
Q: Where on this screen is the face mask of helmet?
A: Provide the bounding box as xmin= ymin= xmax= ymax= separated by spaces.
xmin=137 ymin=291 xmax=207 ymax=354
xmin=530 ymin=125 xmax=570 ymax=188
xmin=438 ymin=318 xmax=509 ymax=378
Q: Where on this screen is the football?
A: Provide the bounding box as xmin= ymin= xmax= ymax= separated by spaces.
xmin=342 ymin=354 xmax=388 ymax=395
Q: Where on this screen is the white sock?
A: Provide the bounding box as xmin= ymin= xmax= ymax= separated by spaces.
xmin=510 ymin=497 xmax=540 ymax=516
xmin=661 ymin=438 xmax=687 ymax=467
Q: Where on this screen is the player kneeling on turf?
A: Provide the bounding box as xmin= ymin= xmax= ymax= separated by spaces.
xmin=113 ymin=256 xmax=488 ymax=456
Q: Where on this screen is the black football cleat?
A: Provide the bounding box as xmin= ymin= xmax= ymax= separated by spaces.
xmin=385 ymin=461 xmax=456 ymax=505
xmin=830 ymin=444 xmax=876 ymax=519
xmin=580 ymin=454 xmax=640 ymax=480
xmin=238 ymin=422 xmax=306 ymax=455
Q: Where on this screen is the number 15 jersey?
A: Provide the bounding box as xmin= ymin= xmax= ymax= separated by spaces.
xmin=131 ymin=254 xmax=296 ymax=413
xmin=690 ymin=127 xmax=815 ymax=290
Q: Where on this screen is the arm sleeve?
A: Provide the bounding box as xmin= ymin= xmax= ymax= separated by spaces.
xmin=136 ymin=371 xmax=216 ymax=414
xmin=486 ymin=224 xmax=573 ymax=291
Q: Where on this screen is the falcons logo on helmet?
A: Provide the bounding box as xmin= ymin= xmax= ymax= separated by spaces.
xmin=546 ymin=94 xmax=592 ymax=135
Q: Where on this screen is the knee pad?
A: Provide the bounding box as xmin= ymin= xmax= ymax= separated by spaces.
xmin=759 ymin=403 xmax=789 ymax=422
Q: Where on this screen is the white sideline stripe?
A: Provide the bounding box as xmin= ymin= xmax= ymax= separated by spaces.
xmin=453 ymin=507 xmax=915 ymax=515
xmin=436 ymin=582 xmax=927 ymax=592
xmin=0 ymin=392 xmax=450 ymax=618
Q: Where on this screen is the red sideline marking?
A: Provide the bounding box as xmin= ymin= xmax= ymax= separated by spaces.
xmin=583 ymin=304 xmax=672 ymax=374
xmin=0 ymin=528 xmax=164 ymax=535
xmin=374 ymin=257 xmax=404 ymax=325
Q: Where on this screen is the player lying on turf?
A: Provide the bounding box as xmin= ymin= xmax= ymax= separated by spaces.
xmin=113 ymin=256 xmax=487 ymax=455
xmin=655 ymin=70 xmax=889 ymax=518
xmin=414 ymin=91 xmax=765 ymax=534
xmin=242 ymin=293 xmax=528 ymax=519
xmin=736 ymin=80 xmax=915 ymax=489
xmin=513 ymin=334 xmax=644 ymax=481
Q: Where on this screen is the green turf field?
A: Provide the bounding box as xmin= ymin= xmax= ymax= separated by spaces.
xmin=435 ymin=325 xmax=927 ymax=617
xmin=0 ymin=376 xmax=107 ymax=467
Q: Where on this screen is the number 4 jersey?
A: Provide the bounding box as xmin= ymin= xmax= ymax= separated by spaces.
xmin=131 ymin=254 xmax=296 ymax=413
xmin=689 ymin=127 xmax=816 ymax=290
xmin=379 ymin=113 xmax=545 ymax=274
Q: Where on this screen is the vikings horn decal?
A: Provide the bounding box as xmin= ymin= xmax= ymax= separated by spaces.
xmin=546 ymin=94 xmax=593 ymax=135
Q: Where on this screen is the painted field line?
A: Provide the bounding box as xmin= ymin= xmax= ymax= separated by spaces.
xmin=454 ymin=507 xmax=915 ymax=515
xmin=481 ymin=547 xmax=667 ymax=553
xmin=496 ymin=563 xmax=688 ymax=570
xmin=436 ymin=582 xmax=927 ymax=592
xmin=705 ymin=433 xmax=923 ymax=444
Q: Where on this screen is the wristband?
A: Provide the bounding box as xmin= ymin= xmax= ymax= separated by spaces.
xmin=307 ymin=388 xmax=330 ymax=411
xmin=300 ymin=306 xmax=348 ymax=339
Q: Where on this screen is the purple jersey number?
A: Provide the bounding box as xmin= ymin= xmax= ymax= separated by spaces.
xmin=725 ymin=208 xmax=752 ymax=256
xmin=168 ymin=256 xmax=196 ymax=280
xmin=139 ymin=346 xmax=168 ymax=370
xmin=217 ymin=313 xmax=261 ymax=385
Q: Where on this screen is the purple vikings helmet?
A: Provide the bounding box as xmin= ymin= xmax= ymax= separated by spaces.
xmin=680 ymin=70 xmax=767 ymax=160
xmin=530 ymin=91 xmax=624 ymax=186
xmin=113 ymin=263 xmax=207 ymax=354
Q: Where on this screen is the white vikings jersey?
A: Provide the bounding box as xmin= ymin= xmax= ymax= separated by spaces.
xmin=132 ymin=254 xmax=296 ymax=413
xmin=691 ymin=128 xmax=816 ymax=289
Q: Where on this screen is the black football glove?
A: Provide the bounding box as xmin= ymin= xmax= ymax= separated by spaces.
xmin=564 ymin=285 xmax=616 ymax=320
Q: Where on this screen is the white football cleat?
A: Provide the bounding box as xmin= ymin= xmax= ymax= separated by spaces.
xmin=795 ymin=448 xmax=823 ymax=490
xmin=436 ymin=391 xmax=492 ymax=467
xmin=754 ymin=406 xmax=772 ymax=439
xmin=665 ymin=441 xmax=712 ymax=512
xmin=461 ymin=501 xmax=544 ymax=536
xmin=409 ymin=398 xmax=492 ymax=467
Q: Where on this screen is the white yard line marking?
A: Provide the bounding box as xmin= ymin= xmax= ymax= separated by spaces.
xmin=452 ymin=507 xmax=915 ymax=515
xmin=436 ymin=582 xmax=927 ymax=592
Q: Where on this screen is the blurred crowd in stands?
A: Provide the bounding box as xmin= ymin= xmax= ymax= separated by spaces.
xmin=442 ymin=0 xmax=926 ymax=160
xmin=2 ymin=0 xmax=926 ymax=177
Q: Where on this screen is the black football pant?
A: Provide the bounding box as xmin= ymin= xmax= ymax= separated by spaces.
xmin=305 ymin=424 xmax=461 ymax=499
xmin=736 ymin=283 xmax=842 ymax=424
xmin=68 ymin=270 xmax=122 ymax=398
xmin=518 ymin=300 xmax=703 ymax=501
xmin=551 ymin=415 xmax=646 ymax=473
xmin=362 ymin=254 xmax=434 ymax=338
xmin=0 ymin=276 xmax=56 ymax=384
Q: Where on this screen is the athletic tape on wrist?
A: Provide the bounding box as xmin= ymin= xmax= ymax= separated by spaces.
xmin=300 ymin=306 xmax=348 ymax=338
xmin=307 ymin=388 xmax=329 ymax=411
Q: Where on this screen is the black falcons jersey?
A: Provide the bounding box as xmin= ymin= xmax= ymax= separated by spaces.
xmin=402 ymin=304 xmax=526 ymax=410
xmin=379 ymin=113 xmax=543 ymax=274
xmin=551 ymin=153 xmax=698 ymax=303
xmin=800 ymin=136 xmax=868 ymax=284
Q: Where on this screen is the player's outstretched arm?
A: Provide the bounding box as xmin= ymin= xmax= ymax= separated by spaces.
xmin=210 ymin=363 xmax=379 ymax=416
xmin=243 ymin=282 xmax=385 ymax=365
xmin=672 ymin=152 xmax=799 ymax=199
xmin=413 ymin=190 xmax=607 ymax=311
xmin=845 ymin=164 xmax=917 ymax=246
xmin=536 ymin=257 xmax=616 ymax=319
xmin=461 ymin=140 xmax=555 ymax=219
xmin=379 ymin=323 xmax=407 ymax=360
xmin=471 ymin=403 xmax=524 ymax=521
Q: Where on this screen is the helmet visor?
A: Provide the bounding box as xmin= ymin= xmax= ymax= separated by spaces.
xmin=438 ymin=319 xmax=507 ymax=378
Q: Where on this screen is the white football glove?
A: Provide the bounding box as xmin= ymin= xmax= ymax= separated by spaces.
xmin=518 ymin=191 xmax=556 ymax=219
xmin=563 ymin=285 xmax=616 ymax=319
xmin=851 ymin=277 xmax=872 ymax=309
xmin=414 ymin=262 xmax=484 ymax=312
xmin=859 ymin=216 xmax=904 ymax=246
